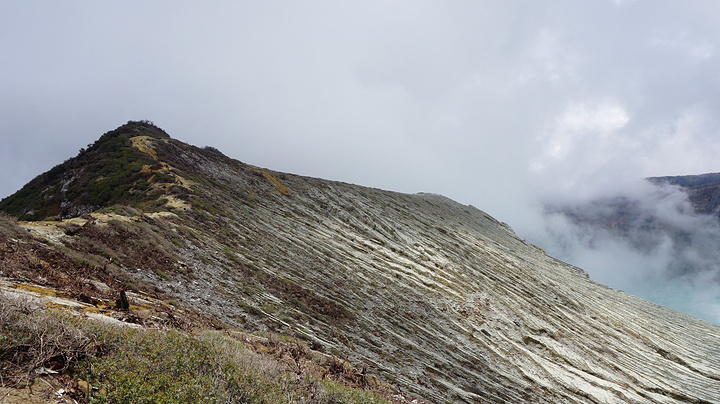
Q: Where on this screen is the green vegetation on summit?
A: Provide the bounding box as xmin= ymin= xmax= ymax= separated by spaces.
xmin=0 ymin=121 xmax=173 ymax=220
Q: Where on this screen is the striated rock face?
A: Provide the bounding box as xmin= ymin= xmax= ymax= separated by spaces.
xmin=2 ymin=123 xmax=720 ymax=402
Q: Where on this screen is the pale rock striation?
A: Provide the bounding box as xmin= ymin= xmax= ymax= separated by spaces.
xmin=2 ymin=122 xmax=719 ymax=403
xmin=126 ymin=136 xmax=720 ymax=403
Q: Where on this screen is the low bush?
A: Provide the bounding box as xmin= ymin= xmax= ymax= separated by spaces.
xmin=81 ymin=329 xmax=287 ymax=403
xmin=0 ymin=296 xmax=92 ymax=381
xmin=0 ymin=292 xmax=394 ymax=403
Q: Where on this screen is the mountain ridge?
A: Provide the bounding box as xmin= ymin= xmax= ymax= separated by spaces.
xmin=2 ymin=122 xmax=720 ymax=403
xmin=649 ymin=172 xmax=720 ymax=218
xmin=0 ymin=120 xmax=175 ymax=220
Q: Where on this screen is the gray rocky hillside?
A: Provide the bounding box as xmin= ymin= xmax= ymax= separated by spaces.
xmin=1 ymin=121 xmax=719 ymax=402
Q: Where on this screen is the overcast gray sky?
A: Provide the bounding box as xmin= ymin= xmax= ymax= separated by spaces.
xmin=3 ymin=1 xmax=720 ymax=322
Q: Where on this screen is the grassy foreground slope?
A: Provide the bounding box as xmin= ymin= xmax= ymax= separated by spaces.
xmin=0 ymin=290 xmax=398 ymax=403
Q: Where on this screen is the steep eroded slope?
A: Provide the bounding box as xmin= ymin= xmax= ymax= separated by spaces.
xmin=2 ymin=122 xmax=719 ymax=403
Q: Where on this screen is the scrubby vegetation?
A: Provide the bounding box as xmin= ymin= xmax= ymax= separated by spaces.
xmin=0 ymin=121 xmax=171 ymax=220
xmin=0 ymin=292 xmax=395 ymax=403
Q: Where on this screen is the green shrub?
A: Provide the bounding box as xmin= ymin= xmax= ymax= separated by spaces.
xmin=316 ymin=379 xmax=392 ymax=404
xmin=82 ymin=329 xmax=285 ymax=403
xmin=0 ymin=292 xmax=393 ymax=403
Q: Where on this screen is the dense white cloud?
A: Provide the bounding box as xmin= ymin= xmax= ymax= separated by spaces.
xmin=540 ymin=181 xmax=720 ymax=323
xmin=1 ymin=1 xmax=720 ymax=322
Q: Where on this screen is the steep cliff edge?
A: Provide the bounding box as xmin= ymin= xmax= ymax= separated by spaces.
xmin=650 ymin=172 xmax=720 ymax=218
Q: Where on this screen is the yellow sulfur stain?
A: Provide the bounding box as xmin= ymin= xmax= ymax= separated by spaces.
xmin=130 ymin=135 xmax=161 ymax=160
xmin=163 ymin=195 xmax=191 ymax=210
xmin=13 ymin=283 xmax=60 ymax=298
xmin=260 ymin=170 xmax=289 ymax=195
xmin=129 ymin=136 xmax=195 ymax=211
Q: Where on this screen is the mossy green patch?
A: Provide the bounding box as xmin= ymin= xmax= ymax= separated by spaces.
xmin=0 ymin=121 xmax=171 ymax=220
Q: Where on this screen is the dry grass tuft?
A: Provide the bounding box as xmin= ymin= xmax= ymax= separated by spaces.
xmin=0 ymin=292 xmax=402 ymax=403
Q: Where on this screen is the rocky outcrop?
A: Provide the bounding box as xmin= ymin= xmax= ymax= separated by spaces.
xmin=650 ymin=172 xmax=720 ymax=218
